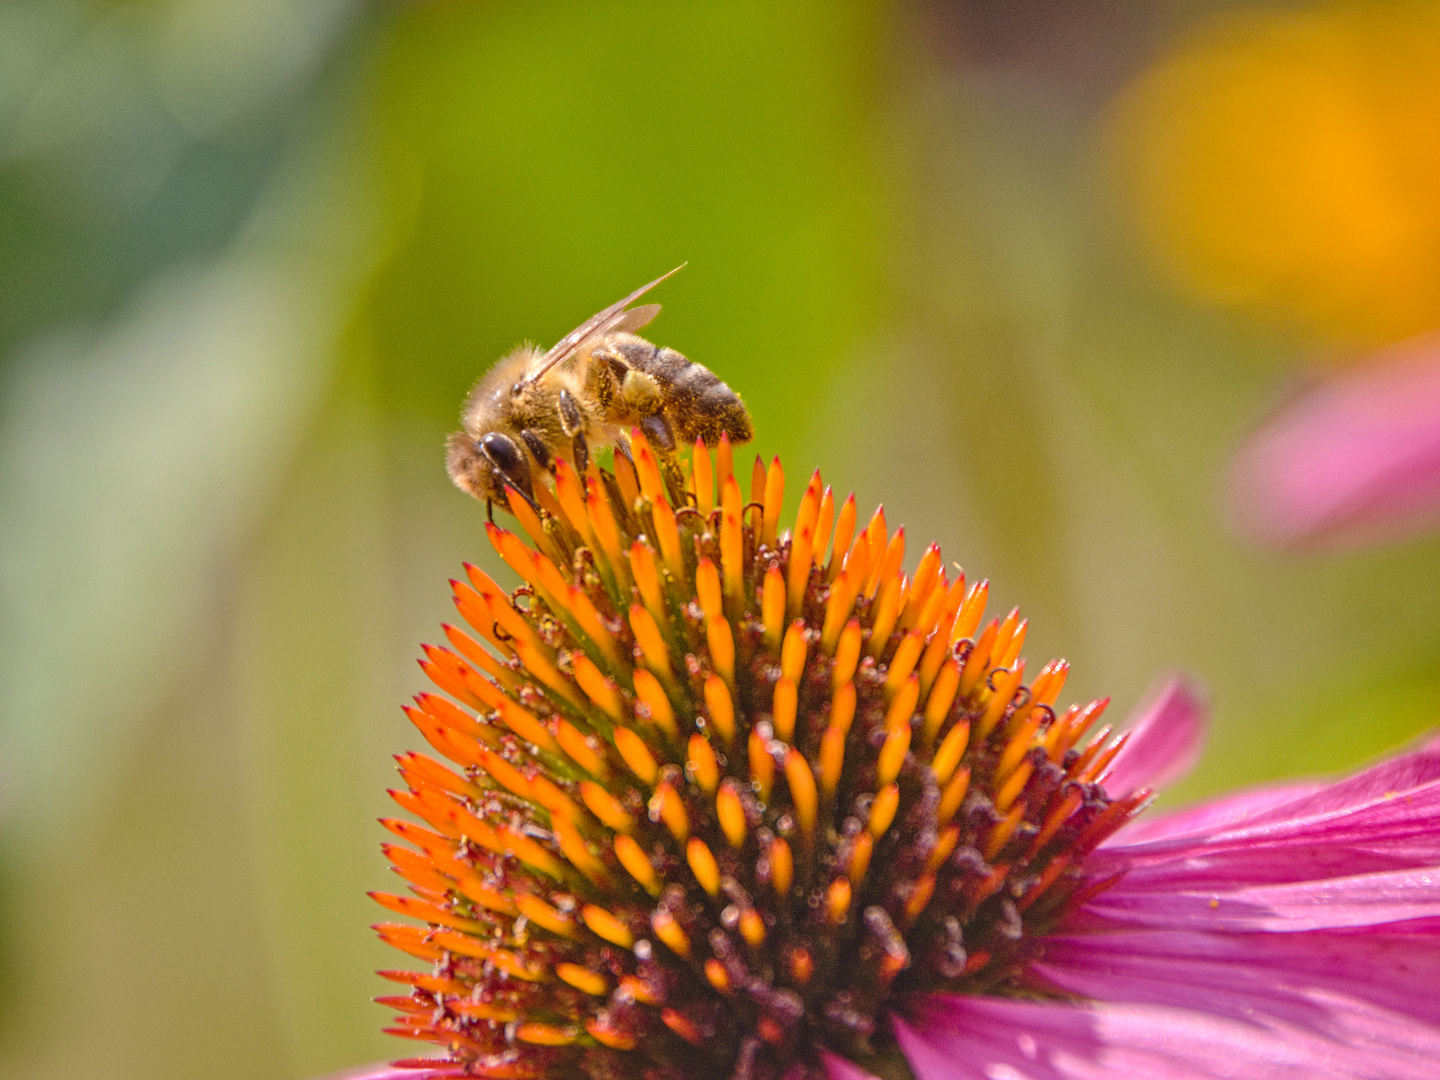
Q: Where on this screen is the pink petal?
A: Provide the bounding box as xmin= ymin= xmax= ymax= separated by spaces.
xmin=972 ymin=737 xmax=1440 ymax=1079
xmin=1228 ymin=332 xmax=1440 ymax=548
xmin=1093 ymin=738 xmax=1440 ymax=882
xmin=1085 ymin=785 xmax=1440 ymax=896
xmin=1037 ymin=928 xmax=1440 ymax=1029
xmin=1077 ymin=867 xmax=1440 ymax=933
xmin=1230 ymin=738 xmax=1440 ymax=826
xmin=897 ymin=993 xmax=1440 ymax=1080
xmin=1102 ymin=676 xmax=1208 ymax=797
xmin=1108 ymin=779 xmax=1326 ymax=845
xmin=818 ymin=1050 xmax=886 ymax=1080
xmin=1042 ymin=735 xmax=1440 ymax=1073
xmin=314 ymin=1067 xmax=459 ymax=1080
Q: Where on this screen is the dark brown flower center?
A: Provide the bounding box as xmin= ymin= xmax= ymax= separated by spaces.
xmin=374 ymin=437 xmax=1145 ymax=1080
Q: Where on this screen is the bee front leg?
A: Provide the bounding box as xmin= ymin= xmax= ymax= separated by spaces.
xmin=519 ymin=429 xmax=553 ymax=473
xmin=571 ymin=432 xmax=590 ymax=476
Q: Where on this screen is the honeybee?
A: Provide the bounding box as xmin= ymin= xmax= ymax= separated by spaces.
xmin=446 ymin=267 xmax=754 ymax=516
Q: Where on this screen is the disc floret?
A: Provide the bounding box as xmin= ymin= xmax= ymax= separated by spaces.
xmin=374 ymin=432 xmax=1147 ymax=1080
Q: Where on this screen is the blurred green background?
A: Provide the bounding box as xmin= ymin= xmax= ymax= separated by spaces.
xmin=2 ymin=2 xmax=1438 ymax=1077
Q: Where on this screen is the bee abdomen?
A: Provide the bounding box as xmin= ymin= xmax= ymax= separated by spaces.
xmin=654 ymin=347 xmax=754 ymax=445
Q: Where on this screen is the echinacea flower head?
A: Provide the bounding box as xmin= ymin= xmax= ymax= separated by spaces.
xmin=372 ymin=432 xmax=1440 ymax=1080
xmin=374 ymin=431 xmax=1147 ymax=1079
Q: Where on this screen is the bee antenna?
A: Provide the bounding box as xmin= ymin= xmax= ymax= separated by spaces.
xmin=523 ymin=264 xmax=686 ymax=386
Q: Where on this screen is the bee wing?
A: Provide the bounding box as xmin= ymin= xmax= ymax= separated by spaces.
xmin=526 ymin=266 xmax=683 ymax=383
xmin=606 ymin=302 xmax=661 ymax=336
xmin=559 ymin=303 xmax=662 ymax=369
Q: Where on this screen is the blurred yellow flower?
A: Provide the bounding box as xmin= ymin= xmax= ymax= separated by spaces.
xmin=1106 ymin=3 xmax=1440 ymax=348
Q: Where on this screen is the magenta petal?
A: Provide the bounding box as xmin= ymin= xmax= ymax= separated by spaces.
xmin=1044 ymin=734 xmax=1440 ymax=1075
xmin=1037 ymin=928 xmax=1440 ymax=1029
xmin=1109 ymin=778 xmax=1326 ymax=844
xmin=1086 ymin=788 xmax=1440 ymax=896
xmin=1081 ymin=867 xmax=1440 ymax=932
xmin=1111 ymin=735 xmax=1440 ymax=845
xmin=897 ymin=993 xmax=1440 ymax=1080
xmin=894 ymin=1004 xmax=1089 ymax=1080
xmin=314 ymin=1067 xmax=459 ymax=1080
xmin=1103 ymin=676 xmax=1207 ymax=797
xmin=817 ymin=1050 xmax=885 ymax=1080
xmin=1228 ymin=332 xmax=1440 ymax=548
xmin=1229 ymin=737 xmax=1440 ymax=826
xmin=1092 ymin=739 xmax=1440 ymax=883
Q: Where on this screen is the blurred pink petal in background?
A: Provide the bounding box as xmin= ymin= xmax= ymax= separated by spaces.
xmin=1228 ymin=332 xmax=1440 ymax=548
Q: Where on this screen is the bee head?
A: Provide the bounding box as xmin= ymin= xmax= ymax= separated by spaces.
xmin=445 ymin=430 xmax=533 ymax=505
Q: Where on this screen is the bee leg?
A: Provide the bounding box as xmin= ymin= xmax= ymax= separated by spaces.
xmin=590 ymin=347 xmax=627 ymax=390
xmin=486 ymin=498 xmax=495 ymax=524
xmin=519 ymin=429 xmax=553 ymax=473
xmin=614 ymin=433 xmax=635 ymax=474
xmin=639 ymin=413 xmax=676 ymax=453
xmin=639 ymin=414 xmax=688 ymax=505
xmin=556 ymin=388 xmax=590 ymax=473
xmin=558 ymin=388 xmax=586 ymax=435
xmin=571 ymin=431 xmax=590 ymax=476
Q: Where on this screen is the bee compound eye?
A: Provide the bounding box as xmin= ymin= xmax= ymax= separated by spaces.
xmin=478 ymin=433 xmax=531 ymax=491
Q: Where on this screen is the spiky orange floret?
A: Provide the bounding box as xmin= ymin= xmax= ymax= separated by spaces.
xmin=375 ymin=432 xmax=1146 ymax=1080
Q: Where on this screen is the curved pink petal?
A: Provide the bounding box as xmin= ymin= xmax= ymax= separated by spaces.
xmin=1228 ymin=331 xmax=1440 ymax=548
xmin=1103 ymin=676 xmax=1208 ymax=797
xmin=897 ymin=992 xmax=1440 ymax=1080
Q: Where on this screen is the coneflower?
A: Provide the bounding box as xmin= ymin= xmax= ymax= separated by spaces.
xmin=372 ymin=430 xmax=1142 ymax=1078
xmin=368 ymin=432 xmax=1440 ymax=1080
